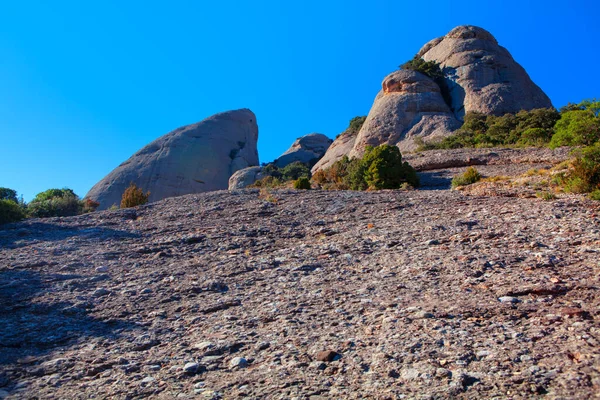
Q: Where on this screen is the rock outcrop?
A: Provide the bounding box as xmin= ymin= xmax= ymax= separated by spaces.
xmin=313 ymin=25 xmax=553 ymax=170
xmin=418 ymin=25 xmax=552 ymax=119
xmin=311 ymin=130 xmax=358 ymax=173
xmin=87 ymin=109 xmax=258 ymax=209
xmin=348 ymin=70 xmax=462 ymax=158
xmin=228 ymin=166 xmax=264 ymax=190
xmin=273 ymin=133 xmax=332 ymax=168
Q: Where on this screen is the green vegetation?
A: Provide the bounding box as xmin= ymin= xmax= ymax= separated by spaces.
xmin=120 ymin=183 xmax=150 ymax=208
xmin=337 ymin=116 xmax=367 ymax=139
xmin=28 ymin=188 xmax=82 ymax=218
xmin=0 ymin=187 xmax=18 ymax=203
xmin=400 ymin=56 xmax=443 ymax=80
xmin=312 ymin=144 xmax=419 ymax=190
xmin=536 ymin=191 xmax=557 ymax=201
xmin=252 ymin=161 xmax=312 ymax=188
xmin=0 ymin=199 xmax=26 ymax=225
xmin=417 ymin=108 xmax=561 ymax=150
xmin=293 ymin=177 xmax=311 ymax=190
xmin=451 ymin=167 xmax=482 ymax=188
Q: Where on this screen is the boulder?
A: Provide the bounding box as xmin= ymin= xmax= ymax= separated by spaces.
xmin=228 ymin=166 xmax=263 ymax=190
xmin=86 ymin=109 xmax=259 ymax=209
xmin=418 ymin=25 xmax=552 ymax=119
xmin=348 ymin=70 xmax=461 ymax=158
xmin=274 ymin=133 xmax=332 ymax=168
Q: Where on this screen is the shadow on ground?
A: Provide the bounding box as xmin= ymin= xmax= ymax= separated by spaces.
xmin=417 ymin=171 xmax=453 ymax=190
xmin=0 ymin=268 xmax=140 ymax=388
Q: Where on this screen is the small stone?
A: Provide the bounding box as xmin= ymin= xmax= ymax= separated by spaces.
xmin=141 ymin=288 xmax=152 ymax=294
xmin=141 ymin=376 xmax=155 ymax=384
xmin=316 ymin=350 xmax=341 ymax=362
xmin=310 ymin=361 xmax=327 ymax=370
xmin=194 ymin=341 xmax=215 ymax=352
xmin=498 ymin=296 xmax=520 ymax=303
xmin=415 ymin=311 xmax=434 ymax=319
xmin=426 ymin=239 xmax=440 ymax=246
xmin=436 ymin=368 xmax=451 ymax=378
xmin=92 ymin=288 xmax=110 ymax=297
xmin=401 ymin=368 xmax=420 ymax=380
xmin=0 ymin=389 xmax=8 ymax=399
xmin=229 ymin=357 xmax=248 ymax=369
xmin=183 ymin=362 xmax=200 ymax=374
xmin=255 ymin=341 xmax=270 ymax=351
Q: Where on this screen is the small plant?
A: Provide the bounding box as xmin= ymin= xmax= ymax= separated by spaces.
xmin=589 ymin=189 xmax=600 ymax=201
xmin=258 ymin=188 xmax=278 ymax=203
xmin=451 ymin=167 xmax=482 ymax=188
xmin=536 ymin=191 xmax=557 ymax=201
xmin=249 ymin=176 xmax=283 ymax=188
xmin=0 ymin=199 xmax=26 ymax=225
xmin=81 ymin=198 xmax=100 ymax=213
xmin=293 ymin=177 xmax=311 ymax=190
xmin=120 ymin=183 xmax=150 ymax=208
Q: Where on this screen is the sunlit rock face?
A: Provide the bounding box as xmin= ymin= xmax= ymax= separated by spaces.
xmin=86 ymin=109 xmax=258 ymax=209
xmin=418 ymin=25 xmax=552 ymax=119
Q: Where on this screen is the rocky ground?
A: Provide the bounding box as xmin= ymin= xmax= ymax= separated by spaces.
xmin=1 ymin=148 xmax=600 ymax=399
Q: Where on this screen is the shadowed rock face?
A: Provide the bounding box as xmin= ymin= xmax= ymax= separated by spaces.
xmin=273 ymin=133 xmax=332 ymax=168
xmin=86 ymin=109 xmax=258 ymax=209
xmin=418 ymin=25 xmax=552 ymax=119
xmin=311 ymin=130 xmax=358 ymax=173
xmin=348 ymin=70 xmax=461 ymax=158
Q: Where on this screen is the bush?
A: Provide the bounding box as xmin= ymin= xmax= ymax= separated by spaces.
xmin=451 ymin=167 xmax=482 ymax=188
xmin=249 ymin=176 xmax=283 ymax=188
xmin=569 ymin=143 xmax=600 ymax=192
xmin=120 ymin=183 xmax=150 ymax=208
xmin=0 ymin=188 xmax=18 ymax=203
xmin=280 ymin=162 xmax=311 ymax=181
xmin=0 ymin=199 xmax=26 ymax=225
xmin=549 ymin=109 xmax=600 ymax=148
xmin=337 ymin=116 xmax=367 ymax=139
xmin=362 ymin=145 xmax=419 ymax=189
xmin=293 ymin=177 xmax=311 ymax=190
xmin=82 ymin=198 xmax=100 ymax=213
xmin=400 ymin=56 xmax=443 ymax=80
xmin=28 ymin=188 xmax=82 ymax=218
xmin=311 ymin=145 xmax=419 ymax=190
xmin=589 ymin=190 xmax=600 ymax=201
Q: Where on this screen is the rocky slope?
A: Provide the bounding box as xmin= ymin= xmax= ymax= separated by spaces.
xmin=86 ymin=109 xmax=259 ymax=210
xmin=1 ymin=179 xmax=599 ymax=398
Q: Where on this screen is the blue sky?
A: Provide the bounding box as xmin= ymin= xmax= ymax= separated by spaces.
xmin=1 ymin=0 xmax=599 ymax=201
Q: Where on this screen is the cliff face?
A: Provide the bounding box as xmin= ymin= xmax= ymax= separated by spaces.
xmin=315 ymin=25 xmax=552 ymax=170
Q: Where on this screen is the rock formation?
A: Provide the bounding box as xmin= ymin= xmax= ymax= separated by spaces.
xmin=313 ymin=25 xmax=553 ymax=170
xmin=229 ymin=133 xmax=333 ymax=189
xmin=228 ymin=166 xmax=264 ymax=190
xmin=418 ymin=25 xmax=552 ymax=119
xmin=273 ymin=133 xmax=332 ymax=168
xmin=348 ymin=70 xmax=462 ymax=158
xmin=87 ymin=109 xmax=258 ymax=209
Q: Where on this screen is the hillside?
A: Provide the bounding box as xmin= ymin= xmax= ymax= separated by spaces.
xmin=1 ymin=186 xmax=599 ymax=399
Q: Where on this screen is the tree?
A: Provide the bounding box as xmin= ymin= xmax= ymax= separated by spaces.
xmin=28 ymin=188 xmax=82 ymax=218
xmin=0 ymin=187 xmax=18 ymax=203
xmin=549 ymin=109 xmax=600 ymax=148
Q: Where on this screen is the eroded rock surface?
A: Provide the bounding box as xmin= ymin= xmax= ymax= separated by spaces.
xmin=311 ymin=130 xmax=359 ymax=173
xmin=228 ymin=166 xmax=264 ymax=190
xmin=349 ymin=70 xmax=461 ymax=158
xmin=419 ymin=25 xmax=552 ymax=119
xmin=86 ymin=109 xmax=259 ymax=209
xmin=1 ymin=188 xmax=599 ymax=399
xmin=274 ymin=133 xmax=333 ymax=168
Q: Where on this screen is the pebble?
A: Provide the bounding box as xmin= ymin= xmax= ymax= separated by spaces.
xmin=498 ymin=296 xmax=520 ymax=303
xmin=183 ymin=362 xmax=200 ymax=374
xmin=229 ymin=357 xmax=248 ymax=369
xmin=92 ymin=288 xmax=110 ymax=297
xmin=141 ymin=376 xmax=155 ymax=384
xmin=95 ymin=266 xmax=109 ymax=273
xmin=316 ymin=350 xmax=341 ymax=362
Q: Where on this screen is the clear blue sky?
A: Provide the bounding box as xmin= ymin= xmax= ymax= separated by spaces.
xmin=1 ymin=0 xmax=599 ymax=201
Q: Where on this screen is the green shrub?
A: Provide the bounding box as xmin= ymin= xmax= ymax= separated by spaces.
xmin=362 ymin=145 xmax=419 ymax=189
xmin=293 ymin=177 xmax=311 ymax=190
xmin=336 ymin=116 xmax=367 ymax=139
xmin=311 ymin=145 xmax=419 ymax=190
xmin=280 ymin=161 xmax=311 ymax=181
xmin=589 ymin=190 xmax=600 ymax=201
xmin=549 ymin=109 xmax=600 ymax=148
xmin=536 ymin=191 xmax=557 ymax=201
xmin=28 ymin=188 xmax=82 ymax=218
xmin=451 ymin=167 xmax=482 ymax=188
xmin=0 ymin=188 xmax=18 ymax=203
xmin=0 ymin=199 xmax=26 ymax=225
xmin=249 ymin=176 xmax=283 ymax=188
xmin=400 ymin=56 xmax=443 ymax=80
xmin=569 ymin=144 xmax=600 ymax=191
xmin=120 ymin=183 xmax=150 ymax=208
